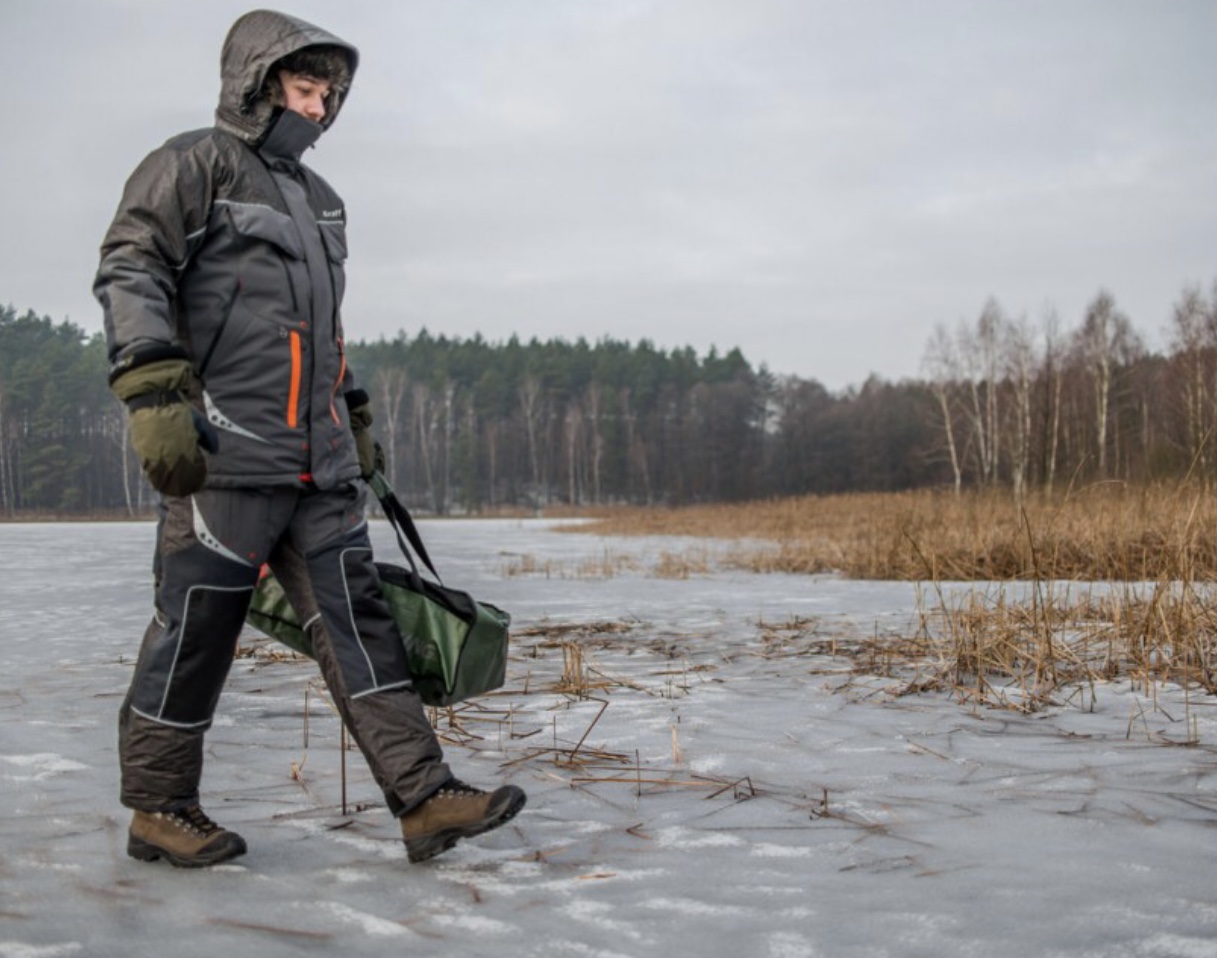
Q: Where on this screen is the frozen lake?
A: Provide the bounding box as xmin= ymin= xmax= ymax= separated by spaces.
xmin=1 ymin=519 xmax=1214 ymax=958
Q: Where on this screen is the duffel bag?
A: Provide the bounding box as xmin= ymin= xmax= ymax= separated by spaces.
xmin=246 ymin=473 xmax=510 ymax=707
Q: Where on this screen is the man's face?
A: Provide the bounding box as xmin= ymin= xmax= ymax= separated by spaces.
xmin=278 ymin=70 xmax=331 ymax=123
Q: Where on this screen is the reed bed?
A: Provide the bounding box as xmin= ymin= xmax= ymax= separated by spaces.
xmin=896 ymin=579 xmax=1215 ymax=719
xmin=572 ymin=480 xmax=1215 ymax=582
xmin=567 ymin=480 xmax=1216 ymax=718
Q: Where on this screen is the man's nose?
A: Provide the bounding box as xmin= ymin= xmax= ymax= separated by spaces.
xmin=307 ymin=94 xmax=326 ymax=121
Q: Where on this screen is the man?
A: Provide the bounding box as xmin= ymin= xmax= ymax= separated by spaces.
xmin=95 ymin=9 xmax=525 ymax=868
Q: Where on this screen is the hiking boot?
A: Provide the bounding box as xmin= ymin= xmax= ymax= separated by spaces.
xmin=127 ymin=806 xmax=247 ymax=868
xmin=400 ymin=779 xmax=526 ymax=863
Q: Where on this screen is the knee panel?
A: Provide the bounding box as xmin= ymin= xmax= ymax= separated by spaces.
xmin=130 ymin=544 xmax=257 ymax=727
xmin=305 ymin=540 xmax=411 ymax=697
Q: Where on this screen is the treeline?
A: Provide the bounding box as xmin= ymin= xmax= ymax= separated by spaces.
xmin=1 ymin=281 xmax=1213 ymax=516
xmin=920 ymin=284 xmax=1216 ymax=497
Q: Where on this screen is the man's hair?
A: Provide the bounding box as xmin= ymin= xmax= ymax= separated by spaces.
xmin=275 ymin=45 xmax=353 ymax=90
xmin=259 ymin=44 xmax=353 ymax=106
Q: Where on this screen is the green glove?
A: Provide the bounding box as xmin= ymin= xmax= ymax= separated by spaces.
xmin=347 ymin=396 xmax=382 ymax=479
xmin=111 ymin=357 xmax=214 ymax=497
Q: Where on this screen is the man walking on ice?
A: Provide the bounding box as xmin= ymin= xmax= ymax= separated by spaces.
xmin=94 ymin=8 xmax=525 ymax=867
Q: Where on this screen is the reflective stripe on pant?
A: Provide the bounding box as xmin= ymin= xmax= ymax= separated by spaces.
xmin=269 ymin=540 xmax=449 ymax=815
xmin=120 ymin=483 xmax=448 ymax=812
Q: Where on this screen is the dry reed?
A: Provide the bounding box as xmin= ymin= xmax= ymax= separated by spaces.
xmin=570 ymin=480 xmax=1215 ymax=582
xmin=894 ymin=578 xmax=1217 ymax=717
xmin=568 ymin=479 xmax=1216 ymax=720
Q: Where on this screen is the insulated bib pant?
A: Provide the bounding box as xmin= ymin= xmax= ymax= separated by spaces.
xmin=119 ymin=483 xmax=452 ymax=816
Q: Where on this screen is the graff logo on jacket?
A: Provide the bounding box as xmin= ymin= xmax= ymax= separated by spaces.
xmin=321 ymin=208 xmax=344 ymax=219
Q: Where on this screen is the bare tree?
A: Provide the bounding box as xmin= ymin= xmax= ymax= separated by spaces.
xmin=0 ymin=376 xmax=10 ymax=516
xmin=483 ymin=420 xmax=499 ymax=508
xmin=586 ymin=382 xmax=604 ymax=504
xmin=1074 ymin=290 xmax=1141 ymax=477
xmin=460 ymin=398 xmax=478 ymax=512
xmin=921 ymin=323 xmax=964 ymax=494
xmin=619 ymin=386 xmax=652 ymax=504
xmin=373 ymin=365 xmax=407 ymax=487
xmin=1003 ymin=313 xmax=1037 ymax=501
xmin=411 ymin=382 xmax=438 ymax=512
xmin=1169 ymin=283 xmax=1217 ymax=472
xmin=518 ymin=376 xmax=544 ymax=505
xmin=108 ymin=406 xmax=136 ymax=516
xmin=959 ymin=299 xmax=1004 ymax=484
xmin=563 ymin=396 xmax=583 ymax=505
xmin=440 ymin=381 xmax=455 ymax=514
xmin=1039 ymin=306 xmax=1065 ymax=494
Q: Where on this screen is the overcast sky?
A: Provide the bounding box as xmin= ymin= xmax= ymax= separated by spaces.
xmin=2 ymin=1 xmax=1214 ymax=391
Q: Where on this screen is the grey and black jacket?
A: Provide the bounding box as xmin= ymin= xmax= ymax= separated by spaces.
xmin=95 ymin=11 xmax=365 ymax=491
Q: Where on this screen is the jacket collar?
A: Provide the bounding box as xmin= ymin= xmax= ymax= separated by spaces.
xmin=257 ymin=109 xmax=323 ymax=167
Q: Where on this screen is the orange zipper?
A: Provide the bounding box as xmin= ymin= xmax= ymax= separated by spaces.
xmin=329 ymin=339 xmax=347 ymax=424
xmin=288 ymin=330 xmax=302 ymax=427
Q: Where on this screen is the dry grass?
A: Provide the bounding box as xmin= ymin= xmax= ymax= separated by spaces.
xmin=499 ymin=550 xmax=641 ymax=579
xmin=571 ymin=480 xmax=1215 ymax=582
xmin=900 ymin=580 xmax=1217 ymax=720
xmin=565 ymin=479 xmax=1216 ymax=721
xmin=499 ymin=547 xmax=713 ymax=580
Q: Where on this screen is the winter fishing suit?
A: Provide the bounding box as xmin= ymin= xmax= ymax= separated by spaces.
xmin=95 ymin=10 xmax=451 ymax=818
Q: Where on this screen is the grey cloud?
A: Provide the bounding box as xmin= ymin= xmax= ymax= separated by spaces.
xmin=1 ymin=0 xmax=1213 ymax=389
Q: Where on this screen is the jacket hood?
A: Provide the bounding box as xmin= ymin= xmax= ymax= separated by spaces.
xmin=215 ymin=9 xmax=359 ymax=146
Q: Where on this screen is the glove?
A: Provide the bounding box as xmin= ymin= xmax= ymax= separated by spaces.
xmin=346 ymin=391 xmax=383 ymax=479
xmin=111 ymin=355 xmax=216 ymax=497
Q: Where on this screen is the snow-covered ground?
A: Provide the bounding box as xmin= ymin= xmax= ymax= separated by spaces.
xmin=1 ymin=519 xmax=1214 ymax=958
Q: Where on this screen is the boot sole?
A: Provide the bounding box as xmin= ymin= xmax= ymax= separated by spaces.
xmin=406 ymin=788 xmax=527 ymax=864
xmin=127 ymin=833 xmax=248 ymax=868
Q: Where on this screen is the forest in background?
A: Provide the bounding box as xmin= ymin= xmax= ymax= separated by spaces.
xmin=1 ymin=280 xmax=1213 ymax=517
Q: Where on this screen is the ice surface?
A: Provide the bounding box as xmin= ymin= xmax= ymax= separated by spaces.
xmin=0 ymin=519 xmax=1214 ymax=958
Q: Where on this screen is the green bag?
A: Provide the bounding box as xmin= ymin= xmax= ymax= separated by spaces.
xmin=246 ymin=473 xmax=510 ymax=707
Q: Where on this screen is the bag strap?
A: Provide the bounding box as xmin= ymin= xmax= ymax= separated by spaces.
xmin=368 ymin=471 xmax=444 ymax=586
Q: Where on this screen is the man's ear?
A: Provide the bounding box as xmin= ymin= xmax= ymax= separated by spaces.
xmin=267 ymin=70 xmax=286 ymax=107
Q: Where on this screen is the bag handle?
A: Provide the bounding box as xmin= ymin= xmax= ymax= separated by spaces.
xmin=368 ymin=471 xmax=444 ymax=586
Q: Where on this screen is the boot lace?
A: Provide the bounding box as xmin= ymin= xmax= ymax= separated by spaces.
xmin=166 ymin=805 xmax=222 ymax=836
xmin=433 ymin=779 xmax=485 ymax=800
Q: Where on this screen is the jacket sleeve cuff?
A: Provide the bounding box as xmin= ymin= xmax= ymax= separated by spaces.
xmin=343 ymin=388 xmax=370 ymax=409
xmin=108 ymin=342 xmax=190 ymax=386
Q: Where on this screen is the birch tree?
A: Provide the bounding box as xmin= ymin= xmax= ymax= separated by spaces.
xmin=1075 ymin=290 xmax=1140 ymax=477
xmin=1039 ymin=307 xmax=1065 ymax=494
xmin=373 ymin=365 xmax=407 ymax=487
xmin=518 ymin=376 xmax=544 ymax=505
xmin=959 ymin=299 xmax=1004 ymax=484
xmin=563 ymin=396 xmax=582 ymax=505
xmin=1170 ymin=283 xmax=1216 ymax=472
xmin=1003 ymin=314 xmax=1036 ymax=501
xmin=411 ymin=381 xmax=438 ymax=512
xmin=921 ymin=323 xmax=964 ymax=494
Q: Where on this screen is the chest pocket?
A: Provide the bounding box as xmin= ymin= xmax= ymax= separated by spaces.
xmin=319 ymin=221 xmax=348 ymax=309
xmin=220 ymin=199 xmax=311 ymax=322
xmin=221 ymin=200 xmax=305 ymax=260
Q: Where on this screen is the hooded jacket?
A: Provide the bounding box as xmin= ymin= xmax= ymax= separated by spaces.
xmin=95 ymin=10 xmax=364 ymax=491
